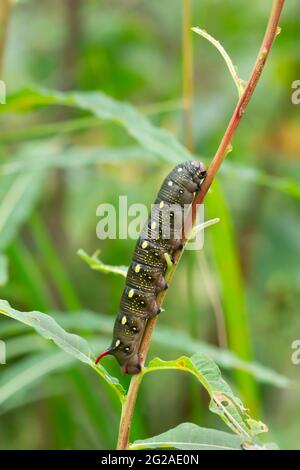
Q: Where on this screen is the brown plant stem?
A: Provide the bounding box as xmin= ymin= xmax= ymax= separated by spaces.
xmin=117 ymin=0 xmax=285 ymax=450
xmin=192 ymin=0 xmax=284 ymax=211
xmin=0 ymin=0 xmax=12 ymax=78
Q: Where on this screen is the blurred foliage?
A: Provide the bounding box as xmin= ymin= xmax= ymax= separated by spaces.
xmin=0 ymin=0 xmax=299 ymax=450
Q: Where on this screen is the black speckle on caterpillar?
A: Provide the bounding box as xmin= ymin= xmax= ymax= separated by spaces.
xmin=95 ymin=160 xmax=206 ymax=375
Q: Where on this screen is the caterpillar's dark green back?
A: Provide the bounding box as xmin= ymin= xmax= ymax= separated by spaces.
xmin=95 ymin=161 xmax=206 ymax=374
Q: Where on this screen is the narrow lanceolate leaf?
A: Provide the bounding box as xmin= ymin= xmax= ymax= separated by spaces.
xmin=0 ymin=172 xmax=43 ymax=251
xmin=154 ymin=325 xmax=295 ymax=390
xmin=220 ymin=161 xmax=300 ymax=200
xmin=0 ymin=309 xmax=295 ymax=390
xmin=0 ymin=144 xmax=156 ymax=176
xmin=4 ymin=87 xmax=191 ymax=164
xmin=205 ymin=180 xmax=259 ymax=415
xmin=1 ymin=144 xmax=299 ymax=200
xmin=0 ymin=336 xmax=110 ymax=412
xmin=0 ymin=254 xmax=8 ymax=286
xmin=78 ymin=249 xmax=128 ymax=277
xmin=0 ymin=350 xmax=73 ymax=406
xmin=0 ymin=371 xmax=66 ymax=416
xmin=144 ymin=354 xmax=268 ymax=446
xmin=0 ymin=300 xmax=125 ymax=401
xmin=130 ymin=423 xmax=242 ymax=450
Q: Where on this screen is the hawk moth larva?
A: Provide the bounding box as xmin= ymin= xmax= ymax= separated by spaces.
xmin=95 ymin=161 xmax=206 ymax=374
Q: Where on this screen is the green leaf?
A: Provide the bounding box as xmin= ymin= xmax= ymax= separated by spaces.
xmin=264 ymin=442 xmax=280 ymax=450
xmin=1 ymin=141 xmax=299 ymax=201
xmin=7 ymin=240 xmax=54 ymax=311
xmin=221 ymin=161 xmax=300 ymax=200
xmin=0 ymin=116 xmax=103 ymax=145
xmin=0 ymin=144 xmax=156 ymax=176
xmin=0 ymin=300 xmax=125 ymax=402
xmin=30 ymin=213 xmax=81 ymax=311
xmin=0 ymin=350 xmax=73 ymax=406
xmin=0 ymin=254 xmax=8 ymax=286
xmin=2 ymin=308 xmax=293 ymax=390
xmin=144 ymin=354 xmax=268 ymax=445
xmin=5 ymin=333 xmax=48 ymax=359
xmin=0 ymin=374 xmax=65 ymax=416
xmin=0 ymin=309 xmax=295 ymax=391
xmin=130 ymin=422 xmax=242 ymax=450
xmin=0 ymin=335 xmax=111 ymax=413
xmin=206 ymin=180 xmax=259 ymax=414
xmin=0 ymin=172 xmax=44 ymax=251
xmin=154 ymin=325 xmax=295 ymax=390
xmin=78 ymin=249 xmax=128 ymax=277
xmin=4 ymin=87 xmax=191 ymax=164
xmin=0 ymin=300 xmax=92 ymax=362
xmin=243 ymin=441 xmax=280 ymax=450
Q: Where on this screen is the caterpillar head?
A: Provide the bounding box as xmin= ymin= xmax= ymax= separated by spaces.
xmin=190 ymin=160 xmax=206 ymax=181
xmin=120 ymin=353 xmax=142 ymax=375
xmin=95 ymin=341 xmax=142 ymax=375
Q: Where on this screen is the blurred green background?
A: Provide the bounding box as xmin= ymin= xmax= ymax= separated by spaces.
xmin=0 ymin=0 xmax=299 ymax=450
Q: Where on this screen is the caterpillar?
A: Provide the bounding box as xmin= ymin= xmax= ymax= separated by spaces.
xmin=95 ymin=160 xmax=206 ymax=375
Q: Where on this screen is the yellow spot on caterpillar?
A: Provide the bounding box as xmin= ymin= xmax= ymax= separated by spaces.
xmin=128 ymin=289 xmax=134 ymax=298
xmin=141 ymin=241 xmax=148 ymax=249
xmin=159 ymin=201 xmax=164 ymax=209
xmin=134 ymin=264 xmax=141 ymax=273
xmin=168 ymin=181 xmax=173 ymax=187
xmin=121 ymin=316 xmax=127 ymax=325
xmin=151 ymin=221 xmax=156 ymax=230
xmin=177 ymin=167 xmax=183 ymax=172
xmin=115 ymin=339 xmax=120 ymax=348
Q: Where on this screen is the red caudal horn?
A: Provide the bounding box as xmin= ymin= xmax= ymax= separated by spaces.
xmin=95 ymin=349 xmax=111 ymax=365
